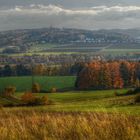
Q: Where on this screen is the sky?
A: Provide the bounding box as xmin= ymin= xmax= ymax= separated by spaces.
xmin=0 ymin=0 xmax=140 ymax=31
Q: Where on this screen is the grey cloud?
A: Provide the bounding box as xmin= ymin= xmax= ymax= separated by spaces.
xmin=0 ymin=5 xmax=140 ymax=31
xmin=1 ymin=0 xmax=140 ymax=8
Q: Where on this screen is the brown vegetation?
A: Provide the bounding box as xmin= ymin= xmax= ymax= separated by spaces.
xmin=51 ymin=87 xmax=57 ymax=93
xmin=0 ymin=111 xmax=139 ymax=140
xmin=135 ymin=94 xmax=140 ymax=103
xmin=21 ymin=92 xmax=49 ymax=106
xmin=3 ymin=86 xmax=16 ymax=97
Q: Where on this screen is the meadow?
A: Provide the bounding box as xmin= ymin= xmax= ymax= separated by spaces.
xmin=0 ymin=76 xmax=139 ymax=114
xmin=0 ymin=89 xmax=139 ymax=115
xmin=0 ymin=76 xmax=76 ymax=92
xmin=0 ymin=76 xmax=140 ymax=140
xmin=0 ymin=89 xmax=140 ymax=140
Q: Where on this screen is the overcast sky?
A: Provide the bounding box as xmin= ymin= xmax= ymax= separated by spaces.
xmin=0 ymin=0 xmax=140 ymax=31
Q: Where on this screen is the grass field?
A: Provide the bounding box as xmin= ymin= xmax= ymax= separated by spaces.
xmin=100 ymin=48 xmax=140 ymax=55
xmin=0 ymin=88 xmax=140 ymax=139
xmin=0 ymin=88 xmax=138 ymax=115
xmin=0 ymin=76 xmax=139 ymax=114
xmin=0 ymin=76 xmax=76 ymax=92
xmin=16 ymin=89 xmax=139 ymax=114
xmin=0 ymin=75 xmax=140 ymax=139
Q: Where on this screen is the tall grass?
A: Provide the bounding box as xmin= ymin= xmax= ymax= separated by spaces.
xmin=0 ymin=109 xmax=139 ymax=140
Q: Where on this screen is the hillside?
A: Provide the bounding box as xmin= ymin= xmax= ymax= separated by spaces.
xmin=1 ymin=89 xmax=139 ymax=115
xmin=0 ymin=28 xmax=138 ymax=54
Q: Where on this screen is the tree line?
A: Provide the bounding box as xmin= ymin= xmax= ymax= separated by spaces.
xmin=0 ymin=63 xmax=83 ymax=77
xmin=75 ymin=61 xmax=140 ymax=89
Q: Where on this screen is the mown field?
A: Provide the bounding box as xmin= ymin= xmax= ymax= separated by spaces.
xmin=0 ymin=76 xmax=76 ymax=92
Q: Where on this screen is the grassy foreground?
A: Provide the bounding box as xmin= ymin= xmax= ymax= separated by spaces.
xmin=0 ymin=110 xmax=139 ymax=140
xmin=0 ymin=89 xmax=140 ymax=139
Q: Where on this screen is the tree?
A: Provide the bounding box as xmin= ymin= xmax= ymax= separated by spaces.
xmin=16 ymin=64 xmax=31 ymax=76
xmin=3 ymin=65 xmax=13 ymax=76
xmin=76 ymin=61 xmax=126 ymax=90
xmin=32 ymin=83 xmax=41 ymax=93
xmin=135 ymin=79 xmax=140 ymax=88
xmin=34 ymin=64 xmax=45 ymax=76
xmin=120 ymin=61 xmax=130 ymax=87
xmin=99 ymin=63 xmax=112 ymax=89
xmin=76 ymin=67 xmax=92 ymax=89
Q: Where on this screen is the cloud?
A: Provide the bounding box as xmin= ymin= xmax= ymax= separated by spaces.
xmin=1 ymin=5 xmax=140 ymax=15
xmin=0 ymin=4 xmax=140 ymax=30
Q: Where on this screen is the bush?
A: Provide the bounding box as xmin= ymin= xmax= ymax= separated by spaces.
xmin=133 ymin=88 xmax=140 ymax=94
xmin=51 ymin=88 xmax=57 ymax=93
xmin=21 ymin=92 xmax=36 ymax=105
xmin=3 ymin=86 xmax=16 ymax=97
xmin=34 ymin=96 xmax=49 ymax=105
xmin=135 ymin=94 xmax=140 ymax=103
xmin=114 ymin=91 xmax=121 ymax=96
xmin=21 ymin=92 xmax=49 ymax=106
xmin=125 ymin=89 xmax=134 ymax=95
xmin=41 ymin=96 xmax=49 ymax=104
xmin=32 ymin=83 xmax=41 ymax=93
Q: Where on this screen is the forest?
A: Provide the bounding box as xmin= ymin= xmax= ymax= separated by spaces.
xmin=76 ymin=61 xmax=140 ymax=89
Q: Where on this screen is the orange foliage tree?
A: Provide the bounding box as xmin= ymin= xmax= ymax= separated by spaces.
xmin=76 ymin=61 xmax=140 ymax=90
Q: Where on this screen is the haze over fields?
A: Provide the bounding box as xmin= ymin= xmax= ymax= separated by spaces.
xmin=0 ymin=0 xmax=140 ymax=31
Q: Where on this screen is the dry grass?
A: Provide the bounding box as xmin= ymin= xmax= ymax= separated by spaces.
xmin=0 ymin=109 xmax=139 ymax=140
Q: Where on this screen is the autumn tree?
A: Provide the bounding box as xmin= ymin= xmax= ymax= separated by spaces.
xmin=34 ymin=64 xmax=45 ymax=76
xmin=120 ymin=61 xmax=130 ymax=87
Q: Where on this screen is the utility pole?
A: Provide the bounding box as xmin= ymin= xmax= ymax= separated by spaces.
xmin=31 ymin=58 xmax=35 ymax=92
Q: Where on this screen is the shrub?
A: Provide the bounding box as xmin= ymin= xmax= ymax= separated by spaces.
xmin=34 ymin=96 xmax=49 ymax=105
xmin=133 ymin=88 xmax=140 ymax=94
xmin=21 ymin=92 xmax=49 ymax=105
xmin=114 ymin=91 xmax=121 ymax=96
xmin=51 ymin=87 xmax=57 ymax=93
xmin=32 ymin=83 xmax=41 ymax=93
xmin=21 ymin=92 xmax=36 ymax=105
xmin=41 ymin=96 xmax=49 ymax=104
xmin=3 ymin=86 xmax=16 ymax=97
xmin=135 ymin=94 xmax=140 ymax=103
xmin=125 ymin=89 xmax=134 ymax=95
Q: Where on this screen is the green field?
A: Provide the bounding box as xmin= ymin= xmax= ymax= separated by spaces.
xmin=24 ymin=89 xmax=140 ymax=114
xmin=0 ymin=89 xmax=138 ymax=115
xmin=28 ymin=43 xmax=57 ymax=53
xmin=100 ymin=48 xmax=140 ymax=55
xmin=0 ymin=76 xmax=76 ymax=92
xmin=0 ymin=76 xmax=139 ymax=115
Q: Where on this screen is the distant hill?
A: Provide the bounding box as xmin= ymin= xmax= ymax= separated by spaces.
xmin=0 ymin=28 xmax=139 ymax=54
xmin=0 ymin=28 xmax=137 ymax=46
xmin=108 ymin=28 xmax=140 ymax=40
